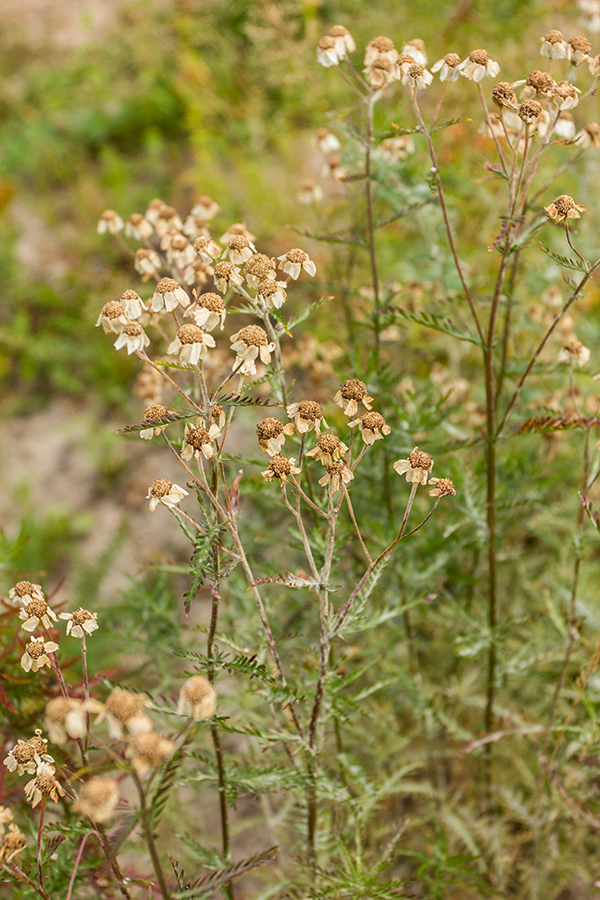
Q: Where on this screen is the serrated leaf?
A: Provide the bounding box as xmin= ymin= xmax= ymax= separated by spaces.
xmin=513 ymin=415 xmax=600 ymax=436
xmin=393 ymin=307 xmax=482 ymax=346
xmin=535 ymin=241 xmax=589 ymax=272
xmin=172 ymin=847 xmax=279 ymax=898
xmin=249 ymin=570 xmax=320 ymax=591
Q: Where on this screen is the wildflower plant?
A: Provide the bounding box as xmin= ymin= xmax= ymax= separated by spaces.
xmin=4 ymin=11 xmax=600 ymax=900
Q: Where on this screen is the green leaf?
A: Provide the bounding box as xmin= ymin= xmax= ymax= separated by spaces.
xmin=285 ymin=294 xmax=334 ymax=330
xmin=392 ymin=307 xmax=482 ymax=346
xmin=216 ymin=392 xmax=282 ymax=407
xmin=172 ymin=847 xmax=279 ymax=898
xmin=534 ymin=241 xmax=589 ymax=272
xmin=431 ymin=116 xmax=472 ymax=134
xmin=150 ymin=734 xmax=193 ymax=830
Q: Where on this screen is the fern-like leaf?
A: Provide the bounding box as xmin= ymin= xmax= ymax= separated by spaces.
xmin=249 ymin=571 xmax=320 ymax=591
xmin=513 ymin=415 xmax=600 ymax=436
xmin=393 ymin=307 xmax=482 ymax=346
xmin=216 ymin=393 xmax=282 ymax=407
xmin=535 ymin=241 xmax=589 ymax=272
xmin=150 ymin=734 xmax=193 ymax=831
xmin=173 ymin=847 xmax=279 ymax=898
xmin=118 ymin=410 xmax=190 ymax=434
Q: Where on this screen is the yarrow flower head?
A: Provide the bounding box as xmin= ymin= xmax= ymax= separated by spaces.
xmin=151 ymin=277 xmax=190 ymax=313
xmin=457 ymin=49 xmax=500 ymax=82
xmin=551 ymin=81 xmax=581 ymax=110
xmin=134 ymin=248 xmax=162 ymax=279
xmin=329 ymin=24 xmax=356 ymax=56
xmin=191 ymin=195 xmax=220 ymax=220
xmin=101 ymin=688 xmax=153 ymax=740
xmin=277 ymin=248 xmax=316 ymax=279
xmin=167 ymin=324 xmax=216 ymax=366
xmin=518 ymin=99 xmax=544 ymax=125
xmin=515 ymin=70 xmax=556 ymax=100
xmin=286 ymin=400 xmax=328 ymax=435
xmin=575 ymin=121 xmax=600 ymax=147
xmin=119 ymin=289 xmax=146 ymax=319
xmin=24 ymin=761 xmax=65 ymax=808
xmin=140 ymin=404 xmax=170 ymax=440
xmin=544 ymin=194 xmax=586 ymax=223
xmin=568 ymin=34 xmax=592 ymax=64
xmin=305 ymin=433 xmax=349 ymax=466
xmin=393 ymin=447 xmax=434 ymax=485
xmin=21 ymin=637 xmax=59 ymax=673
xmin=428 ymin=477 xmax=457 ymax=498
xmin=97 ymin=209 xmax=124 ymax=235
xmin=244 ymin=253 xmax=277 ymax=288
xmin=226 ymin=234 xmax=256 ymax=265
xmin=8 ymin=581 xmax=45 ymax=607
xmin=230 ymin=325 xmax=275 ymax=375
xmin=318 ymin=462 xmax=354 ymax=493
xmin=256 ymin=417 xmax=295 ymax=456
xmin=558 ymin=339 xmax=591 ymax=367
xmin=333 ymin=379 xmax=374 ymax=416
xmin=540 ymin=30 xmax=569 ymax=58
xmin=113 ymin=321 xmax=150 ymax=355
xmin=126 ymin=731 xmax=175 ymax=777
xmin=261 ymin=455 xmax=301 ymax=484
xmin=185 ymin=291 xmax=226 ymax=331
xmin=0 ymin=821 xmax=26 ymax=863
xmin=317 ymin=35 xmax=343 ymax=67
xmin=18 ymin=596 xmax=58 ymax=632
xmin=73 ymin=777 xmax=120 ymax=823
xmin=60 ymin=607 xmax=99 ymax=638
xmin=256 ymin=279 xmax=288 ymax=310
xmin=45 ymin=696 xmax=94 ymax=744
xmin=402 ymin=38 xmax=427 ymax=65
xmin=181 ymin=420 xmax=222 ymax=461
xmin=365 ymin=54 xmax=395 ymax=88
xmin=4 ymin=730 xmax=53 ymax=775
xmin=402 ymin=62 xmax=433 ymax=89
xmin=492 ymin=82 xmax=518 ymax=111
xmin=431 ymin=52 xmax=461 ymax=82
xmin=177 ymin=675 xmax=217 ymax=720
xmin=348 ymin=411 xmax=391 ymax=445
xmin=125 ymin=212 xmax=153 ymax=241
xmin=364 ymin=36 xmax=397 ymax=68
xmin=95 ymin=301 xmax=128 ymax=334
xmin=147 ymin=479 xmax=189 ymax=512
xmin=194 ymin=235 xmax=222 ymax=264
xmin=214 ymin=260 xmax=244 ymax=294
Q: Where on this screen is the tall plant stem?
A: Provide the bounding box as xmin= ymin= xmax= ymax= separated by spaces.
xmin=364 ymin=93 xmax=381 ymax=362
xmin=133 ymin=772 xmax=170 ymax=900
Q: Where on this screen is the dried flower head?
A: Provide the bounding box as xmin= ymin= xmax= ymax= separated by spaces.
xmin=402 ymin=38 xmax=427 ymax=65
xmin=24 ymin=762 xmax=65 ymax=808
xmin=364 ymin=36 xmax=397 ymax=68
xmin=183 ymin=258 xmax=215 ymax=288
xmin=365 ymin=54 xmax=395 ymax=88
xmin=516 ymin=70 xmax=556 ymax=99
xmin=589 ymin=53 xmax=600 ymax=75
xmin=95 ymin=301 xmax=128 ymax=334
xmin=102 ymin=688 xmax=153 ymax=740
xmin=298 ymin=180 xmax=325 ymax=206
xmin=134 ymin=247 xmax=162 ymax=278
xmin=194 ymin=235 xmax=222 ymax=263
xmin=278 ymin=248 xmax=317 ymax=279
xmin=8 ymin=581 xmax=46 ymax=607
xmin=154 ymin=204 xmax=183 ymax=235
xmin=181 ymin=421 xmax=222 ymax=461
xmin=144 ymin=198 xmax=166 ymax=225
xmin=60 ymin=608 xmax=99 ymax=638
xmin=166 ymin=232 xmax=196 ymax=268
xmin=73 ymin=777 xmax=120 ymax=823
xmin=316 ymin=128 xmax=341 ymax=154
xmin=552 ymin=80 xmax=581 ymax=109
xmin=167 ymin=324 xmax=216 ymax=366
xmin=4 ymin=730 xmax=53 ymax=775
xmin=113 ymin=321 xmax=150 ymax=355
xmin=518 ymin=99 xmax=544 ymax=124
xmin=555 ymin=111 xmax=576 ymax=139
xmin=220 ymin=221 xmax=256 ymax=244
xmin=147 ymin=479 xmax=189 ymax=512
xmin=262 ymin=455 xmax=301 ymax=484
xmin=192 ymin=195 xmax=221 ymax=220
xmin=568 ymin=34 xmax=592 ymax=64
xmin=45 ymin=697 xmax=89 ymax=744
xmin=558 ymin=339 xmax=591 ymax=366
xmin=21 ymin=637 xmax=59 ymax=673
xmin=177 ymin=675 xmax=217 ymax=719
xmin=540 ymin=30 xmax=569 ymax=58
xmin=244 ymin=253 xmax=277 ymax=288
xmin=97 ymin=209 xmax=124 ymax=235
xmin=318 ymin=462 xmax=354 ymax=493
xmin=428 ymin=477 xmax=457 ymax=497
xmin=317 ymin=35 xmax=343 ymax=67
xmin=575 ymin=121 xmax=600 ymax=147
xmin=544 ymin=194 xmax=586 ymax=223
xmin=458 ymin=49 xmax=500 ymax=82
xmin=226 ymin=234 xmax=255 ymax=265
xmin=333 ymin=379 xmax=374 ymax=416
xmin=214 ymin=260 xmax=244 ymax=294
xmin=492 ymin=82 xmax=518 ymax=110
xmin=256 ymin=417 xmax=295 ymax=456
xmin=349 ymin=411 xmax=391 ymax=445
xmin=0 ymin=823 xmax=27 ymax=863
xmin=140 ymin=404 xmax=170 ymax=440
xmin=230 ymin=325 xmax=275 ymax=375
xmin=126 ymin=732 xmax=174 ymax=776
xmin=286 ymin=400 xmax=328 ymax=435
xmin=402 ymin=62 xmax=433 ymax=89
xmin=431 ymin=53 xmax=462 ymax=82
xmin=305 ymin=433 xmax=349 ymax=466
xmin=185 ymin=291 xmax=226 ymax=331
xmin=256 ymin=279 xmax=288 ymax=310
xmin=182 ymin=215 xmax=211 ymax=242
xmin=330 ymin=24 xmax=356 ymax=56
xmin=120 ymin=289 xmax=146 ymax=319
xmin=393 ymin=447 xmax=434 ymax=484
xmin=125 ymin=212 xmax=153 ymax=241
xmin=18 ymin=596 xmax=57 ymax=632
xmin=151 ymin=277 xmax=190 ymax=313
